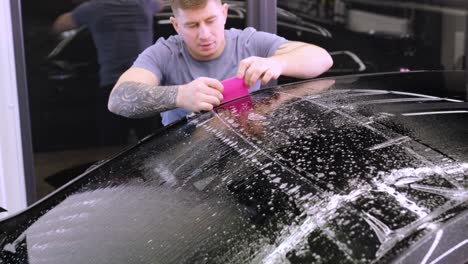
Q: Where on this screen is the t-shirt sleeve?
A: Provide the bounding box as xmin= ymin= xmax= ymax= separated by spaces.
xmin=71 ymin=1 xmax=97 ymax=26
xmin=242 ymin=27 xmax=289 ymax=57
xmin=132 ymin=37 xmax=171 ymax=83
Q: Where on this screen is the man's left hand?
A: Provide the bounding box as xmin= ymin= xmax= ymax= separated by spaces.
xmin=236 ymin=56 xmax=284 ymax=87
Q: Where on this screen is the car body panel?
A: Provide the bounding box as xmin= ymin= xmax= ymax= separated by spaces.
xmin=1 ymin=71 xmax=467 ymax=263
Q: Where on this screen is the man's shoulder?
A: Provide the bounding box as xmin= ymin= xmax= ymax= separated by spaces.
xmin=225 ymin=27 xmax=257 ymax=38
xmin=73 ymin=0 xmax=108 ymax=15
xmin=71 ymin=0 xmax=99 ymax=23
xmin=76 ymin=0 xmax=101 ymax=9
xmin=150 ymin=35 xmax=184 ymax=55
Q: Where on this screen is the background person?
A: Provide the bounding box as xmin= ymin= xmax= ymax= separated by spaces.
xmin=108 ymin=0 xmax=333 ymax=126
xmin=53 ymin=0 xmax=162 ymax=145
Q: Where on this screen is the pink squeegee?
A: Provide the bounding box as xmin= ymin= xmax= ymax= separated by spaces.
xmin=221 ymin=77 xmax=250 ymax=103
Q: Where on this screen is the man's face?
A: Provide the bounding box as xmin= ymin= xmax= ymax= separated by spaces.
xmin=170 ymin=1 xmax=228 ymax=61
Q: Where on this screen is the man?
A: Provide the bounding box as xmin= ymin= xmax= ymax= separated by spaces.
xmin=108 ymin=0 xmax=333 ymax=126
xmin=53 ymin=0 xmax=162 ymax=145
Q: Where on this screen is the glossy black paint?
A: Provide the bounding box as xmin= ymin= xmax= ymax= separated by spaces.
xmin=1 ymin=71 xmax=467 ymax=263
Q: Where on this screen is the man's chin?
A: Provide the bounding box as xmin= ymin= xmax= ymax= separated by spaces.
xmin=196 ymin=50 xmax=219 ymax=60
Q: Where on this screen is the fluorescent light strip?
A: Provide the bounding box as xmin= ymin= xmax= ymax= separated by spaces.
xmin=359 ymin=98 xmax=441 ymax=105
xmin=402 ymin=110 xmax=468 ymax=116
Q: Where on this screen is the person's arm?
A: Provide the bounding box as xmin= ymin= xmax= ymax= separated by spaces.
xmin=108 ymin=67 xmax=224 ymax=118
xmin=237 ymin=41 xmax=333 ymax=87
xmin=52 ymin=12 xmax=78 ymax=33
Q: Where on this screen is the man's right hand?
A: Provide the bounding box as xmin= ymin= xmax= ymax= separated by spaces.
xmin=176 ymin=77 xmax=224 ymax=112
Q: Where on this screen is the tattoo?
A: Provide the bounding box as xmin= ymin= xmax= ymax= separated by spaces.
xmin=108 ymin=81 xmax=179 ymax=118
xmin=276 ymin=41 xmax=308 ymax=54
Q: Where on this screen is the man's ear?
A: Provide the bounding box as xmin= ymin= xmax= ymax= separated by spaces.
xmin=222 ymin=3 xmax=228 ymax=23
xmin=170 ymin=16 xmax=179 ymax=33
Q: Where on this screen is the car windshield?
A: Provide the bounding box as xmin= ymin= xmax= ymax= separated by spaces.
xmin=1 ymin=71 xmax=467 ymax=264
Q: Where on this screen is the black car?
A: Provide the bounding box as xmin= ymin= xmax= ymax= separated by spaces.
xmin=1 ymin=71 xmax=467 ymax=263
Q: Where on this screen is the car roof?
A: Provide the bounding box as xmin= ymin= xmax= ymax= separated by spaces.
xmin=1 ymin=71 xmax=467 ymax=263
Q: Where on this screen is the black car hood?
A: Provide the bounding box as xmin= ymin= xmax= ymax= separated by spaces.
xmin=1 ymin=71 xmax=467 ymax=263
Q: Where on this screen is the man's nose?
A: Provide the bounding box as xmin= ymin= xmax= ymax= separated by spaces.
xmin=198 ymin=23 xmax=210 ymax=39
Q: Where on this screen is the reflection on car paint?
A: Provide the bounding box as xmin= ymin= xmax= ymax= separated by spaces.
xmin=187 ymin=74 xmax=466 ymax=262
xmin=402 ymin=110 xmax=468 ymax=116
xmin=1 ymin=71 xmax=467 ymax=263
xmin=367 ymin=136 xmax=411 ymax=151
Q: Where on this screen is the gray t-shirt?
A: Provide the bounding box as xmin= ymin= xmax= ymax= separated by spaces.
xmin=72 ymin=0 xmax=160 ymax=86
xmin=133 ymin=27 xmax=288 ymax=126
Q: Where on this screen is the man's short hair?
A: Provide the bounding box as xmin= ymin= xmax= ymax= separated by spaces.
xmin=170 ymin=0 xmax=221 ymax=14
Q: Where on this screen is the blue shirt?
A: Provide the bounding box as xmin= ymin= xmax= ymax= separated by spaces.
xmin=72 ymin=0 xmax=160 ymax=86
xmin=133 ymin=27 xmax=288 ymax=126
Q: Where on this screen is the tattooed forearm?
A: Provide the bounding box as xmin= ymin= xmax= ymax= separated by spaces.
xmin=108 ymin=81 xmax=179 ymax=118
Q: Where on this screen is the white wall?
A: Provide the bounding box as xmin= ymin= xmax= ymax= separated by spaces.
xmin=0 ymin=0 xmax=27 ymax=219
